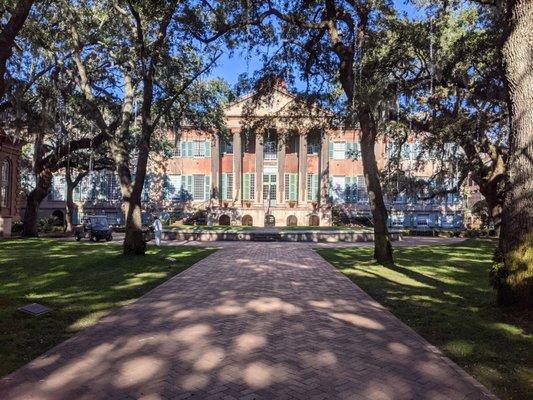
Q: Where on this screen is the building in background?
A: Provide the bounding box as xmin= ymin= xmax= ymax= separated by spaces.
xmin=0 ymin=131 xmax=21 ymax=237
xmin=33 ymin=88 xmax=468 ymax=229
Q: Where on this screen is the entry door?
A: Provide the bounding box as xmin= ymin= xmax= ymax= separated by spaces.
xmin=265 ymin=214 xmax=275 ymax=227
xmin=263 ymin=173 xmax=277 ymax=206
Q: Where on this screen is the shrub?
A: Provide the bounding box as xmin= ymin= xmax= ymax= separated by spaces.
xmin=490 ymin=234 xmax=533 ymax=307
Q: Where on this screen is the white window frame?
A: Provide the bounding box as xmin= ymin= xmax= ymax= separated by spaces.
xmin=332 ymin=141 xmax=346 ymax=160
xmin=193 ymin=140 xmax=206 ymax=157
xmin=193 ymin=174 xmax=205 ymax=200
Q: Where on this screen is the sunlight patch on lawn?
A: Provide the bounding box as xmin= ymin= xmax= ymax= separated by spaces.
xmin=68 ymin=310 xmax=109 ymax=331
xmin=487 ymin=322 xmax=527 ymax=337
xmin=316 ymin=239 xmax=532 ymax=400
xmin=0 ymin=239 xmax=216 ymax=378
xmin=444 ymin=339 xmax=474 ymax=357
xmin=112 ymin=272 xmax=169 ymax=290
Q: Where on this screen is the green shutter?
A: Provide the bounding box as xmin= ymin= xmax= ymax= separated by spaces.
xmin=284 ymin=174 xmax=289 ymax=201
xmin=243 ymin=173 xmax=250 ymax=200
xmin=346 ymin=142 xmax=354 ymax=159
xmin=187 ymin=141 xmax=193 ymax=157
xmin=204 ymin=175 xmax=211 ymax=200
xmin=313 ymin=174 xmax=319 ymax=201
xmin=205 ymin=141 xmax=211 ymax=157
xmin=291 ymin=174 xmax=298 ymax=201
xmin=186 ymin=175 xmax=193 ymax=197
xmin=347 ymin=177 xmax=355 ymax=203
xmin=221 ymin=173 xmax=227 ymax=200
xmin=180 ymin=141 xmax=186 ymax=157
xmin=285 ymin=174 xmax=297 ymax=201
xmin=329 ymin=140 xmax=334 ymax=159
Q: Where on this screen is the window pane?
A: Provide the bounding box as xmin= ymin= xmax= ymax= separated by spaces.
xmin=333 ymin=142 xmax=346 ymax=160
xmin=193 ymin=140 xmax=206 ymax=157
xmin=193 ymin=175 xmax=205 ymax=200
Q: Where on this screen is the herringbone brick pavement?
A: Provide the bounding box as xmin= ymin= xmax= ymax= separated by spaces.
xmin=0 ymin=242 xmax=496 ymax=399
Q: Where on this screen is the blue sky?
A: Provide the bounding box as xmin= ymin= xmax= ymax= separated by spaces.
xmin=209 ymin=0 xmax=425 ymax=87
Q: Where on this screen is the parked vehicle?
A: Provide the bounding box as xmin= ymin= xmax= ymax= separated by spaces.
xmin=75 ymin=216 xmax=113 ymax=242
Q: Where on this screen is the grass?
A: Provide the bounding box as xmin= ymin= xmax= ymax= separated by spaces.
xmin=0 ymin=238 xmax=216 ymax=377
xmin=316 ymin=239 xmax=532 ymax=400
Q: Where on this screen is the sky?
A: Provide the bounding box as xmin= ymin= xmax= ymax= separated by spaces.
xmin=208 ymin=0 xmax=426 ymax=88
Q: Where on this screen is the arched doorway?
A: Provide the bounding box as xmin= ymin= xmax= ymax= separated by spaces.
xmin=309 ymin=214 xmax=319 ymax=227
xmin=242 ymin=215 xmax=253 ymax=226
xmin=218 ymin=214 xmax=230 ymax=226
xmin=265 ymin=214 xmax=275 ymax=227
xmin=286 ymin=215 xmax=297 ymax=227
xmin=52 ymin=210 xmax=65 ymax=226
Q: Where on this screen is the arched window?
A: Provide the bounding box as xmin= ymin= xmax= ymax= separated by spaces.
xmin=0 ymin=159 xmax=11 ymax=208
xmin=218 ymin=214 xmax=231 ymax=226
xmin=286 ymin=215 xmax=297 ymax=227
xmin=241 ymin=215 xmax=253 ymax=226
xmin=309 ymin=214 xmax=320 ymax=227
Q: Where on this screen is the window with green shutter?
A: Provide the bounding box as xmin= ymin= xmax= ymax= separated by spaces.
xmin=221 ymin=173 xmax=233 ymax=200
xmin=243 ymin=173 xmax=255 ymax=200
xmin=180 ymin=141 xmax=188 ymax=157
xmin=284 ymin=173 xmax=298 ymax=201
xmin=346 ymin=142 xmax=361 ymax=159
xmin=307 ymin=173 xmax=319 ymax=201
xmin=174 ymin=140 xmax=181 ymax=157
xmin=357 ymin=176 xmax=368 ymax=203
xmin=345 ymin=176 xmax=357 ymax=203
xmin=332 ymin=141 xmax=346 ymax=159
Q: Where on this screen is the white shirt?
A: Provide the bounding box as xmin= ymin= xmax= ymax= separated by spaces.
xmin=153 ymin=219 xmax=163 ymax=232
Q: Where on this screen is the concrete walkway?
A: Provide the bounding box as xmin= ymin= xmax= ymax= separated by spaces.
xmin=0 ymin=241 xmax=496 ymax=400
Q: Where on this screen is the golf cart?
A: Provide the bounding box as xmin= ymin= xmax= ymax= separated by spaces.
xmin=75 ymin=215 xmax=113 ymax=242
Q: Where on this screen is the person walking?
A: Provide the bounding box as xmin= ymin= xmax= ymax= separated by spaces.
xmin=152 ymin=215 xmax=163 ymax=246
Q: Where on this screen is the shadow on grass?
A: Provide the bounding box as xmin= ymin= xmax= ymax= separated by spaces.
xmin=317 ymin=239 xmax=532 ymax=400
xmin=0 ymin=238 xmax=216 ymax=377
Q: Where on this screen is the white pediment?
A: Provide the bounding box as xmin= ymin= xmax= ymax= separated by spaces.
xmin=224 ymin=88 xmax=298 ymax=118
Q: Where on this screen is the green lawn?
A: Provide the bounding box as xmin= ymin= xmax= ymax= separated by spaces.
xmin=317 ymin=239 xmax=532 ymax=400
xmin=0 ymin=238 xmax=216 ymax=377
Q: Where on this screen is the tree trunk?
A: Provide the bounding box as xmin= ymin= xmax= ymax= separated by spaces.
xmin=359 ymin=109 xmax=394 ymax=265
xmin=123 ymin=191 xmax=146 ymax=255
xmin=498 ymin=0 xmax=533 ymax=257
xmin=65 ymin=183 xmax=76 ymax=233
xmin=22 ymin=170 xmax=51 ymax=237
xmin=477 ymin=182 xmax=504 ymax=236
xmin=0 ymin=0 xmax=34 ymax=99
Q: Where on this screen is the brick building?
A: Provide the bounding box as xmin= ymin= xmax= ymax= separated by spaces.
xmin=0 ymin=132 xmax=21 ymax=237
xmin=33 ymin=88 xmax=466 ymax=229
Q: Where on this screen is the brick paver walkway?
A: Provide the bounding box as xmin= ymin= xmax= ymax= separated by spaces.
xmin=0 ymin=242 xmax=496 ymax=400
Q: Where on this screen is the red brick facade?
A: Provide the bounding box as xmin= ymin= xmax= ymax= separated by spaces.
xmin=0 ymin=132 xmax=21 ymax=237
